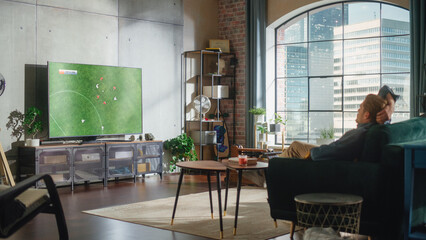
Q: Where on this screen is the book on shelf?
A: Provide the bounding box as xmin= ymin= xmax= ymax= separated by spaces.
xmin=205 ymin=48 xmax=222 ymax=52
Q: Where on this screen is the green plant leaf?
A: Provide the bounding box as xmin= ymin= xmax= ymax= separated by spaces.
xmin=23 ymin=107 xmax=43 ymax=139
xmin=248 ymin=107 xmax=266 ymax=115
xmin=319 ymin=126 xmax=334 ymax=139
xmin=256 ymin=125 xmax=268 ymax=134
xmin=164 ymin=133 xmax=198 ymax=172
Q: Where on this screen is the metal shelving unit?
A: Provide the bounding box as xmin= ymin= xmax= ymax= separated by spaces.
xmin=182 ymin=50 xmax=236 ymax=160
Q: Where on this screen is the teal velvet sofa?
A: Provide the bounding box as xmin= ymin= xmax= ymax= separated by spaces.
xmin=266 ymin=117 xmax=426 ymax=239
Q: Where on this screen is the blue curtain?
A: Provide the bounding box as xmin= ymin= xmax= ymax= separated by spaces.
xmin=247 ymin=0 xmax=266 ymax=147
xmin=410 ymin=0 xmax=426 ymax=117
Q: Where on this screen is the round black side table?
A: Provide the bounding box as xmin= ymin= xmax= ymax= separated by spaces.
xmin=294 ymin=193 xmax=363 ymax=234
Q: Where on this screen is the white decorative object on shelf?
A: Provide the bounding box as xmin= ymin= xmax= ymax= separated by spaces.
xmin=190 ymin=131 xmax=217 ymax=144
xmin=203 ymin=85 xmax=229 ymax=98
xmin=258 ymin=133 xmax=266 ymax=142
xmin=115 ymin=151 xmax=133 ymax=159
xmin=193 ymin=95 xmax=211 ymax=119
xmin=255 ymin=115 xmax=264 ymax=123
xmin=25 ymin=139 xmax=40 ymax=147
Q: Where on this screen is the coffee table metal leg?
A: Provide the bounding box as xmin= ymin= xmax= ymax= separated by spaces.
xmin=224 ymin=168 xmax=230 ymax=216
xmin=171 ymin=170 xmax=184 ymax=225
xmin=233 ymin=170 xmax=243 ymax=235
xmin=216 ymin=171 xmax=223 ymax=239
xmin=207 ymin=171 xmax=214 ymax=219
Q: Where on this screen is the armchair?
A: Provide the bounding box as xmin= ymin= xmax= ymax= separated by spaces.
xmin=0 ymin=143 xmax=68 ymax=239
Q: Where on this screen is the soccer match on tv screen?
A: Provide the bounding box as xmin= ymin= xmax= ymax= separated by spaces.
xmin=48 ymin=62 xmax=142 ymax=138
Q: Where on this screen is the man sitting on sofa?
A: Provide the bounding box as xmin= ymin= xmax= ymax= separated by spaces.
xmin=281 ymin=93 xmax=389 ymax=161
xmin=246 ymin=86 xmax=398 ymax=186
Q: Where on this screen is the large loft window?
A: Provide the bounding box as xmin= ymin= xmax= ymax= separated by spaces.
xmin=275 ymin=2 xmax=410 ymax=145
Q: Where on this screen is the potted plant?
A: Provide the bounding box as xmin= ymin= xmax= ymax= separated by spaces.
xmin=23 ymin=107 xmax=43 ymax=147
xmin=249 ymin=107 xmax=266 ymax=122
xmin=316 ymin=127 xmax=335 ymax=145
xmin=269 ymin=113 xmax=287 ymax=133
xmin=164 ymin=133 xmax=198 ymax=172
xmin=6 ymin=109 xmax=25 ymax=142
xmin=257 ymin=125 xmax=268 ymax=142
xmin=5 ymin=109 xmax=26 ymax=158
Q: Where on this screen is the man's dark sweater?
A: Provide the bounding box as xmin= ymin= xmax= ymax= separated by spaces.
xmin=310 ymin=122 xmax=376 ymax=161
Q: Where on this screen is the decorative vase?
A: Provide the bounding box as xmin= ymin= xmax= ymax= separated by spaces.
xmin=269 ymin=124 xmax=281 ymax=133
xmin=255 ymin=115 xmax=264 ymax=123
xmin=258 ymin=133 xmax=266 ymax=142
xmin=26 ymin=139 xmax=40 ymax=147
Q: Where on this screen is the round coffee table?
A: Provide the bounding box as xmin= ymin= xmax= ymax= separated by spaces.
xmin=222 ymin=160 xmax=269 ymax=235
xmin=294 ymin=193 xmax=363 ymax=234
xmin=171 ymin=160 xmax=226 ymax=239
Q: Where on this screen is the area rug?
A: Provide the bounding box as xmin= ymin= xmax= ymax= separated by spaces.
xmin=83 ymin=187 xmax=291 ymax=239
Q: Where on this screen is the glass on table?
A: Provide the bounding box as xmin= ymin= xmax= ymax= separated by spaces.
xmin=238 ymin=155 xmax=248 ymax=166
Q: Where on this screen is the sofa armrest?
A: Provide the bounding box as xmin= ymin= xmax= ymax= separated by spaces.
xmin=266 ymin=158 xmax=388 ymax=221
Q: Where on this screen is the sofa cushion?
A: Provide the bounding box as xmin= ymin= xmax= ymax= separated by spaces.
xmin=362 ymin=117 xmax=426 ymax=162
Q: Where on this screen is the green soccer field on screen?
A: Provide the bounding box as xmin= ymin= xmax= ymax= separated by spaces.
xmin=48 ymin=62 xmax=142 ymax=138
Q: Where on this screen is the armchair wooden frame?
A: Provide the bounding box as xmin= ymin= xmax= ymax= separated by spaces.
xmin=0 ymin=143 xmax=14 ymax=186
xmin=230 ymin=144 xmax=267 ymax=158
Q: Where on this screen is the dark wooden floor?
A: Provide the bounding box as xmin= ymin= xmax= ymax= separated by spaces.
xmin=7 ymin=173 xmax=302 ymax=240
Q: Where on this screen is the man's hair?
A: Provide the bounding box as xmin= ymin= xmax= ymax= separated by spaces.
xmin=363 ymin=94 xmax=388 ymax=123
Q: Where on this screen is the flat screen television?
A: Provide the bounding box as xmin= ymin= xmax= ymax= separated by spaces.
xmin=48 ymin=62 xmax=142 ymax=139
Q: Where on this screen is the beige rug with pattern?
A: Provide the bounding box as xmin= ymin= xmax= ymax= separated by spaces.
xmin=83 ymin=187 xmax=291 ymax=239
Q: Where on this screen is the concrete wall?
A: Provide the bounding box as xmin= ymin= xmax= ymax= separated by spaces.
xmin=183 ymin=0 xmax=218 ymax=51
xmin=0 ymin=0 xmax=183 ymax=151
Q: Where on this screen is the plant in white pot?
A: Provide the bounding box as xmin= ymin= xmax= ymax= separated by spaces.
xmin=257 ymin=125 xmax=268 ymax=142
xmin=249 ymin=107 xmax=266 ymax=123
xmin=316 ymin=127 xmax=335 ymax=145
xmin=269 ymin=113 xmax=287 ymax=134
xmin=23 ymin=107 xmax=43 ymax=147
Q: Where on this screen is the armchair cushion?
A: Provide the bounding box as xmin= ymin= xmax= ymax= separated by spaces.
xmin=16 ymin=188 xmax=49 ymax=208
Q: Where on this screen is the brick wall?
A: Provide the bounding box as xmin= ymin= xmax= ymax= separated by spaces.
xmin=218 ymin=0 xmax=247 ymax=146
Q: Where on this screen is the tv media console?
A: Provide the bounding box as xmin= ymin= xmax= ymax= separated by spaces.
xmin=18 ymin=141 xmax=163 ymax=190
